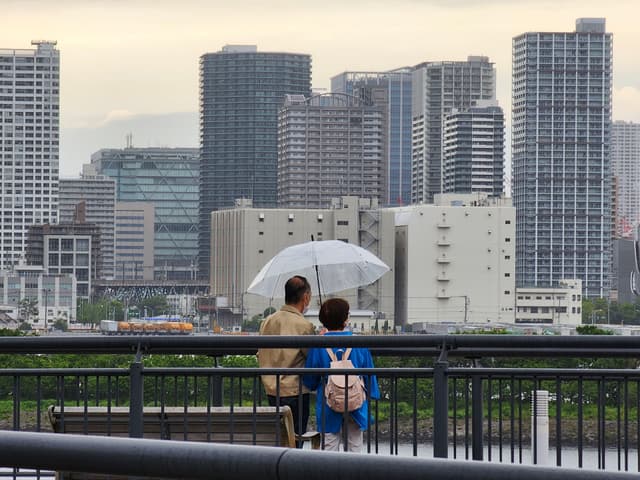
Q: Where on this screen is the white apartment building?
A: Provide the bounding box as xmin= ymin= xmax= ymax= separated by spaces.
xmin=411 ymin=57 xmax=496 ymax=204
xmin=0 ymin=41 xmax=59 ymax=270
xmin=512 ymin=19 xmax=612 ymax=297
xmin=210 ymin=196 xmax=394 ymax=324
xmin=443 ymin=103 xmax=505 ymax=197
xmin=612 ymin=121 xmax=640 ymax=239
xmin=393 ymin=193 xmax=515 ymax=327
xmin=515 ymin=279 xmax=582 ymax=326
xmin=59 ymin=174 xmax=116 ymax=279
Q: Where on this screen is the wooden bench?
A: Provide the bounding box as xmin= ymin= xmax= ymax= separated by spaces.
xmin=48 ymin=405 xmax=309 ymax=448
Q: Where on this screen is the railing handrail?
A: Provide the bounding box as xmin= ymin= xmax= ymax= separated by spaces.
xmin=0 ymin=430 xmax=635 ymax=480
xmin=2 ymin=334 xmax=640 ymax=357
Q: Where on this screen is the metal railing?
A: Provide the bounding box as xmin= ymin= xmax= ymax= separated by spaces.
xmin=1 ymin=335 xmax=640 ymax=477
xmin=0 ymin=430 xmax=636 ymax=480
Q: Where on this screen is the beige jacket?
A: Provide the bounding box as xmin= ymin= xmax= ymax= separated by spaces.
xmin=258 ymin=304 xmax=316 ymax=397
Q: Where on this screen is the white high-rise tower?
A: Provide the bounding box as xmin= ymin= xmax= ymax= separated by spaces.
xmin=0 ymin=41 xmax=59 ymax=270
xmin=512 ymin=19 xmax=612 ymax=297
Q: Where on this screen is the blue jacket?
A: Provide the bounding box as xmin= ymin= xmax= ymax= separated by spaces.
xmin=303 ymin=331 xmax=380 ymax=433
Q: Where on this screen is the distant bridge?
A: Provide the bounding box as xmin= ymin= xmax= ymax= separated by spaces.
xmin=93 ymin=279 xmax=209 ymax=301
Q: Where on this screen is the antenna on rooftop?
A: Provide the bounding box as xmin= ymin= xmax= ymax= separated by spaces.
xmin=125 ymin=132 xmax=134 ymax=149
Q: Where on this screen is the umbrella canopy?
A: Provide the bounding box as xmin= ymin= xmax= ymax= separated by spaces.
xmin=246 ymin=240 xmax=390 ymax=299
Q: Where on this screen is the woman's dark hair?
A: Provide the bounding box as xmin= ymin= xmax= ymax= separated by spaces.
xmin=319 ymin=298 xmax=350 ymax=331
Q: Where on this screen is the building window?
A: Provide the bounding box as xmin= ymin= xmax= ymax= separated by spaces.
xmin=61 ymin=238 xmax=74 ymax=251
xmin=505 ymin=255 xmax=511 ymax=260
xmin=505 ymin=220 xmax=511 ymax=224
xmin=338 ymin=238 xmax=349 ymax=243
xmin=288 ymin=232 xmax=293 ymax=236
xmin=505 ymin=273 xmax=510 ymax=277
xmin=76 ymin=239 xmax=89 ymax=251
xmin=48 ymin=238 xmax=59 ymax=251
xmin=258 ymin=249 xmax=264 ymax=254
xmin=259 ymin=232 xmax=264 ymax=235
xmin=288 ymin=214 xmax=294 ymax=222
xmin=337 ymin=220 xmax=349 ymax=226
xmin=505 ymin=238 xmax=511 ymax=242
xmin=504 ymin=290 xmax=511 ymax=295
xmin=259 ymin=213 xmax=265 ymax=222
xmin=61 ymin=254 xmax=73 ymax=266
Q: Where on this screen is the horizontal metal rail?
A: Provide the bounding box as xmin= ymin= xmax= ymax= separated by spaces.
xmin=0 ymin=430 xmax=635 ymax=480
xmin=3 ymin=334 xmax=640 ymax=357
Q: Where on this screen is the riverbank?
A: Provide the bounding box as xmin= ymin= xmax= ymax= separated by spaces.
xmin=373 ymin=417 xmax=636 ymax=448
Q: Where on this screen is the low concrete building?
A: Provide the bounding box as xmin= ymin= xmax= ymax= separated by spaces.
xmin=210 ymin=196 xmax=394 ymax=325
xmin=393 ymin=193 xmax=515 ymax=328
xmin=0 ymin=263 xmax=77 ymax=328
xmin=515 ymin=279 xmax=582 ymax=326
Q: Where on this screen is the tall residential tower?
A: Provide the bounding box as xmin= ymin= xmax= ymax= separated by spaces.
xmin=277 ymin=93 xmax=385 ymax=208
xmin=512 ymin=18 xmax=612 ymax=297
xmin=331 ymin=69 xmax=413 ymax=206
xmin=198 ymin=45 xmax=311 ymax=277
xmin=411 ymin=56 xmax=495 ymax=204
xmin=611 ymin=121 xmax=640 ymax=239
xmin=0 ymin=41 xmax=59 ymax=270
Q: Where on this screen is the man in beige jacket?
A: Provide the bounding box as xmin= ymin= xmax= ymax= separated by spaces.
xmin=258 ymin=275 xmax=315 ymax=445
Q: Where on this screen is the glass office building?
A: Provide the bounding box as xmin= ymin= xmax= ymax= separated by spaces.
xmin=198 ymin=45 xmax=311 ymax=277
xmin=331 ymin=69 xmax=412 ymax=206
xmin=512 ymin=18 xmax=612 ymax=297
xmin=91 ymin=147 xmax=199 ymax=280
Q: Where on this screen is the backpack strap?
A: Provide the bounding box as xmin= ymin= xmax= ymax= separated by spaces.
xmin=342 ymin=348 xmax=352 ymax=361
xmin=325 ymin=348 xmax=337 ymax=362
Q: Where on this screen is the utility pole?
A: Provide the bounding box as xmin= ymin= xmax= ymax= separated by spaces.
xmin=463 ymin=296 xmax=469 ymax=323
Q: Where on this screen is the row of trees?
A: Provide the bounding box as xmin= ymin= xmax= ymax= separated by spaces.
xmin=14 ymin=295 xmax=173 ymax=331
xmin=76 ymin=295 xmax=171 ymax=325
xmin=582 ymin=297 xmax=640 ymax=325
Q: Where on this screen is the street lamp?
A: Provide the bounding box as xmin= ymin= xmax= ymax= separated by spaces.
xmin=43 ymin=288 xmax=50 ymax=332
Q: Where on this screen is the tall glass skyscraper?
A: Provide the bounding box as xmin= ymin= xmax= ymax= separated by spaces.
xmin=331 ymin=69 xmax=412 ymax=206
xmin=91 ymin=147 xmax=199 ymax=281
xmin=512 ymin=18 xmax=612 ymax=297
xmin=0 ymin=41 xmax=59 ymax=270
xmin=199 ymin=45 xmax=311 ymax=277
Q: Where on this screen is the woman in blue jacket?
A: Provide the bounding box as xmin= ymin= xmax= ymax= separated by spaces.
xmin=303 ymin=298 xmax=380 ymax=452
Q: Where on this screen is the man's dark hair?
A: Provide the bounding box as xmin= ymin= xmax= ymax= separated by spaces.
xmin=284 ymin=276 xmax=311 ymax=304
xmin=319 ymin=298 xmax=350 ymax=331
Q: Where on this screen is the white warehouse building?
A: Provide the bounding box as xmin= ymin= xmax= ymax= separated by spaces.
xmin=393 ymin=193 xmax=515 ymax=327
xmin=210 ymin=196 xmax=395 ymax=326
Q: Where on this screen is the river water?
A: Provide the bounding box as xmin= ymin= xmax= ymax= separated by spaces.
xmin=366 ymin=442 xmax=639 ymax=472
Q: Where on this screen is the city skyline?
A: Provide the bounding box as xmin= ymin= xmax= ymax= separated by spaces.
xmin=2 ymin=0 xmax=639 ymax=176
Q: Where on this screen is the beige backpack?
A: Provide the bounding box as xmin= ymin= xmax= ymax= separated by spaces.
xmin=324 ymin=348 xmax=366 ymax=412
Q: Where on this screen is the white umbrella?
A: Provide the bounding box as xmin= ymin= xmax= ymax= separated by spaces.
xmin=246 ymin=240 xmax=390 ymax=302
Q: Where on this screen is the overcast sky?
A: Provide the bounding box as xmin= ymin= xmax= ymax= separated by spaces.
xmin=2 ymin=0 xmax=639 ymax=176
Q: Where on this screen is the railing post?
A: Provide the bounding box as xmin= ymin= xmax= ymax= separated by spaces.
xmin=433 ymin=346 xmax=449 ymax=458
xmin=472 ymin=361 xmax=483 ymax=461
xmin=129 ymin=347 xmax=144 ymax=438
xmin=211 ymin=356 xmax=224 ymax=407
